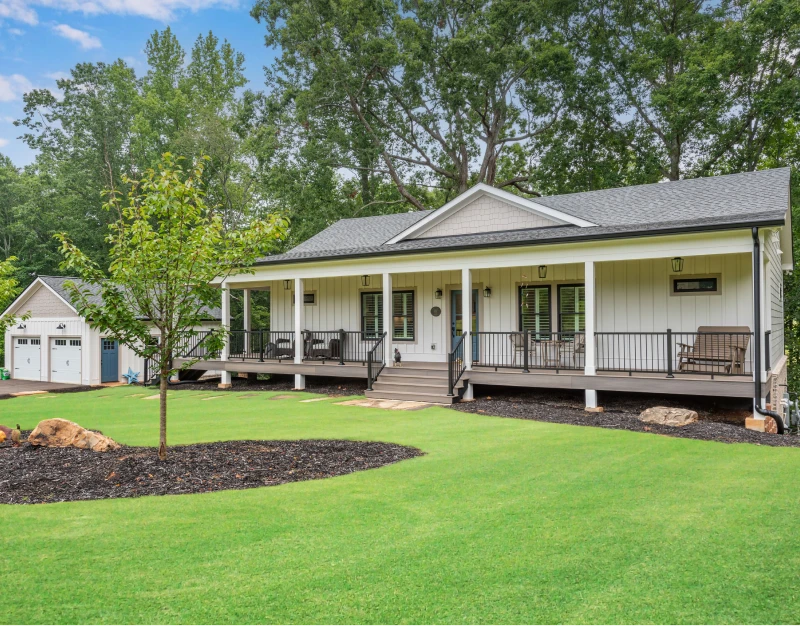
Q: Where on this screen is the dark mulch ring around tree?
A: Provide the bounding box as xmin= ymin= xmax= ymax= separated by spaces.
xmin=453 ymin=386 xmax=800 ymax=448
xmin=0 ymin=434 xmax=422 ymax=505
xmin=170 ymin=374 xmax=366 ymax=397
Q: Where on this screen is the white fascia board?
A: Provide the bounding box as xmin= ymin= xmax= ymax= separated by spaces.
xmin=385 ymin=183 xmax=596 ymax=244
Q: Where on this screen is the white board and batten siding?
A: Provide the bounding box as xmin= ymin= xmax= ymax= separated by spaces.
xmin=764 ymin=231 xmax=785 ymax=369
xmin=269 ymin=253 xmax=757 ymax=364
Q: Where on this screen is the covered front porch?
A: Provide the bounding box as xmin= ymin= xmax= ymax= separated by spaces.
xmin=196 ymin=236 xmax=772 ymax=406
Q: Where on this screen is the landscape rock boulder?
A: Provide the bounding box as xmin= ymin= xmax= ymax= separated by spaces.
xmin=638 ymin=406 xmax=699 ymax=427
xmin=28 ymin=419 xmax=120 ymax=452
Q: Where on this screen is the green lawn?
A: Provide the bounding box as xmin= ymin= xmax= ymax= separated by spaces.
xmin=2 ymin=387 xmax=800 ymax=624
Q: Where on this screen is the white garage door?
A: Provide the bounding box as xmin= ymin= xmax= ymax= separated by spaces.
xmin=51 ymin=338 xmax=82 ymax=384
xmin=13 ymin=337 xmax=41 ymax=381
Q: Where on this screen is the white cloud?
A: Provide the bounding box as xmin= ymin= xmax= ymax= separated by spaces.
xmin=44 ymin=71 xmax=70 ymax=81
xmin=52 ymin=23 xmax=101 ymax=49
xmin=1 ymin=0 xmax=239 ymax=24
xmin=0 ymin=1 xmax=38 ymax=25
xmin=0 ymin=74 xmax=33 ymax=102
xmin=7 ymin=27 xmax=24 ymax=35
xmin=0 ymin=138 xmax=9 ymax=148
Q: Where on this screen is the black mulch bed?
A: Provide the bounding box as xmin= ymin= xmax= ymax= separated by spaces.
xmin=171 ymin=375 xmax=365 ymax=397
xmin=453 ymin=387 xmax=800 ymax=448
xmin=0 ymin=434 xmax=422 ymax=504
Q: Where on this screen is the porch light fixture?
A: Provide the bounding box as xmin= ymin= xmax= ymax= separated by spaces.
xmin=56 ymin=323 xmax=66 ymax=330
xmin=361 ymin=275 xmax=371 ymax=287
xmin=17 ymin=324 xmax=25 ymax=330
xmin=283 ymin=279 xmax=291 ymax=290
xmin=671 ymin=257 xmax=684 ymax=273
xmin=434 ymin=288 xmax=443 ymax=299
xmin=483 ymin=286 xmax=492 ymax=298
xmin=538 ymin=265 xmax=548 ymax=279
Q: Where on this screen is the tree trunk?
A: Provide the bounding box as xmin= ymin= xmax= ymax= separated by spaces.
xmin=158 ymin=369 xmax=168 ymax=461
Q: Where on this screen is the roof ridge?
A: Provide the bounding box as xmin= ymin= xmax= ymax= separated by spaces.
xmin=538 ymin=167 xmax=790 ymax=202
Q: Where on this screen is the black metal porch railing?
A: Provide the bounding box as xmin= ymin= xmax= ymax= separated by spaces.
xmin=473 ymin=331 xmax=586 ymax=372
xmin=228 ymin=330 xmax=295 ymax=361
xmin=448 ymin=331 xmax=467 ymax=396
xmin=366 ymin=332 xmax=387 ymax=391
xmin=226 ymin=330 xmax=383 ymax=364
xmin=595 ymin=330 xmax=753 ymax=377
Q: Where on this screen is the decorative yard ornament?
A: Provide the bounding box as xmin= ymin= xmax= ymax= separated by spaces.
xmin=394 ymin=348 xmax=403 ymax=367
xmin=122 ymin=367 xmax=140 ymax=385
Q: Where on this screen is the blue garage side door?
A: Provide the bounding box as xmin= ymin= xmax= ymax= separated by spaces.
xmin=101 ymin=339 xmax=119 ymax=383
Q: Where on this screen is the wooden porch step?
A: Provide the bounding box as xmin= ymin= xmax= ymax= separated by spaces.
xmin=379 ymin=366 xmax=449 ymax=379
xmin=365 ymin=389 xmax=458 ymax=404
xmin=371 ymin=380 xmax=462 ymax=393
xmin=372 ymin=375 xmax=456 ymax=387
xmin=394 ymin=361 xmax=448 ymax=371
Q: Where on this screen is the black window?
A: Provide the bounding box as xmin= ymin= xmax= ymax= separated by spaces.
xmin=519 ymin=286 xmax=551 ymax=339
xmin=558 ymin=285 xmax=585 ymax=334
xmin=393 ymin=291 xmax=414 ymax=340
xmin=361 ymin=291 xmax=415 ymax=340
xmin=673 ymin=277 xmax=718 ymax=294
xmin=361 ymin=292 xmax=382 ymax=338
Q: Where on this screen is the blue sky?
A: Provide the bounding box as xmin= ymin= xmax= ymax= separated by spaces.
xmin=0 ymin=0 xmax=278 ymax=166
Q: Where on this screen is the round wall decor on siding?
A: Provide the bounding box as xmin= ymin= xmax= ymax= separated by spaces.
xmin=430 ymin=306 xmax=442 ymax=317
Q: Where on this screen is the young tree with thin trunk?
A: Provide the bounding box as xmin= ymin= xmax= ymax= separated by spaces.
xmin=56 ymin=153 xmax=286 ymax=461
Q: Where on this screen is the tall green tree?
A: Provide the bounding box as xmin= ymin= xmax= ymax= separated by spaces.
xmin=252 ymin=0 xmax=576 ymax=207
xmin=562 ymin=0 xmax=800 ymax=181
xmin=57 ymin=155 xmax=287 ymax=460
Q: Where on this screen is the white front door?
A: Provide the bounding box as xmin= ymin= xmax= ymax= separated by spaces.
xmin=50 ymin=337 xmax=82 ymax=384
xmin=13 ymin=337 xmax=41 ymax=380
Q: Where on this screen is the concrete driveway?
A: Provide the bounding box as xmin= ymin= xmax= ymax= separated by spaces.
xmin=0 ymin=379 xmax=84 ymax=397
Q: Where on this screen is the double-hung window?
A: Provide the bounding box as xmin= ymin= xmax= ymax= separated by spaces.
xmin=519 ymin=286 xmax=551 ymax=339
xmin=558 ymin=285 xmax=585 ymax=335
xmin=361 ymin=291 xmax=415 ymax=340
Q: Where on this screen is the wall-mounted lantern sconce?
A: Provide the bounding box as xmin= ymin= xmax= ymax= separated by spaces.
xmin=283 ymin=279 xmax=291 ymax=290
xmin=671 ymin=257 xmax=684 ymax=273
xmin=56 ymin=323 xmax=66 ymax=330
xmin=17 ymin=323 xmax=25 ymax=330
xmin=483 ymin=287 xmax=492 ymax=298
xmin=538 ymin=265 xmax=548 ymax=279
xmin=361 ymin=275 xmax=371 ymax=287
xmin=434 ymin=288 xmax=443 ymax=299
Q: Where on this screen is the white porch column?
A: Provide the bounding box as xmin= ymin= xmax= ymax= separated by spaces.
xmin=243 ymin=288 xmax=251 ymax=332
xmin=461 ymin=267 xmax=474 ymax=400
xmin=219 ymin=283 xmax=232 ymax=389
xmin=294 ymin=278 xmax=305 ymax=389
xmin=461 ymin=268 xmax=472 ymax=369
xmin=383 ymin=272 xmax=393 ymax=365
xmin=243 ymin=288 xmax=251 ymax=353
xmin=584 ymin=260 xmax=600 ymax=410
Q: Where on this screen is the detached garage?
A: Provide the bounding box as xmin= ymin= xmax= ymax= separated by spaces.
xmin=2 ymin=276 xmax=220 ymax=386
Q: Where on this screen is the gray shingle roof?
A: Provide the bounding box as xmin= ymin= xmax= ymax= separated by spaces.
xmin=291 ymin=210 xmax=434 ymax=253
xmin=255 ymin=168 xmax=790 ymax=266
xmin=38 ymin=276 xmax=222 ymax=320
xmin=533 ymin=168 xmax=790 ymax=226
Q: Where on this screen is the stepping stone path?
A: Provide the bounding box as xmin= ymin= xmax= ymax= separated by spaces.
xmin=336 ymin=398 xmax=432 ymax=411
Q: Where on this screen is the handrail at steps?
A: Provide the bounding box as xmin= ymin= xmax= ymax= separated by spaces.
xmin=448 ymin=331 xmax=467 ymax=397
xmin=366 ymin=332 xmax=387 ymax=391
